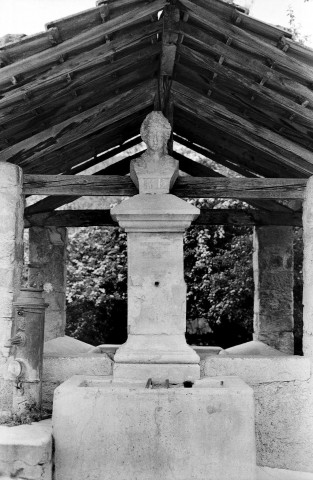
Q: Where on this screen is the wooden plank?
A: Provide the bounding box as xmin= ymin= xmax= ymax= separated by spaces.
xmin=0 ymin=0 xmax=166 ymax=89
xmin=177 ymin=44 xmax=313 ymax=129
xmin=180 ymin=22 xmax=313 ymax=106
xmin=23 ymin=174 xmax=306 ymax=199
xmin=160 ymin=3 xmax=179 ymax=77
xmin=180 ymin=0 xmax=313 ymax=84
xmin=0 ymin=26 xmax=161 ymax=124
xmin=172 ymin=82 xmax=313 ymax=176
xmin=173 ymin=150 xmax=222 ymax=177
xmin=1 ymin=80 xmax=156 ymax=164
xmin=172 ymin=177 xmax=306 ymax=199
xmin=24 ymin=208 xmax=302 ymax=228
xmin=173 ymin=106 xmax=302 ymax=179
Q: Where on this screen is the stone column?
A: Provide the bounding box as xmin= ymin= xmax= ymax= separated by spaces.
xmin=28 ymin=227 xmax=67 ymax=341
xmin=112 ymin=195 xmax=200 ymax=383
xmin=0 ymin=163 xmax=24 ymax=410
xmin=111 ymin=111 xmax=200 ymax=383
xmin=253 ymin=226 xmax=294 ymax=354
xmin=303 ymin=177 xmax=313 ymax=358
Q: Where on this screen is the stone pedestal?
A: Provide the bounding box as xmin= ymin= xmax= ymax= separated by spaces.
xmin=111 ymin=194 xmax=200 ymax=382
xmin=253 ymin=226 xmax=294 ymax=354
xmin=0 ymin=163 xmax=24 ymax=410
xmin=29 ymin=226 xmax=67 ymax=341
xmin=53 ymin=375 xmax=256 ymax=480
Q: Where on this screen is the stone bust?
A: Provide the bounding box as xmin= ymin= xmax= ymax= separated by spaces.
xmin=130 ymin=111 xmax=179 ymax=194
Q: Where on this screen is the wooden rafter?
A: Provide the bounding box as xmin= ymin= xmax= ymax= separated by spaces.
xmin=0 ymin=0 xmax=166 ymax=90
xmin=1 ymin=80 xmax=156 ymax=165
xmin=172 ymin=81 xmax=313 ymax=176
xmin=24 ymin=208 xmax=302 ymax=229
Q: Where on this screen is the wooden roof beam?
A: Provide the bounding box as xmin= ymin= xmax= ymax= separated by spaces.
xmin=0 ymin=79 xmax=156 ymax=165
xmin=24 ymin=208 xmax=302 ymax=229
xmin=23 ymin=174 xmax=306 ymax=199
xmin=172 ymin=81 xmax=313 ymax=176
xmin=177 ymin=44 xmax=313 ymax=129
xmin=24 ymin=149 xmax=144 ymax=215
xmin=0 ymin=0 xmax=166 ymax=90
xmin=179 ymin=0 xmax=313 ymax=84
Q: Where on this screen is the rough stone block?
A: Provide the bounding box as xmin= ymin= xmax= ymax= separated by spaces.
xmin=254 ymin=377 xmax=313 ymax=472
xmin=53 ymin=375 xmax=256 ymax=480
xmin=0 ymin=419 xmax=52 ymax=480
xmin=201 ymin=356 xmax=310 ymax=384
xmin=42 ymin=353 xmax=113 ymax=408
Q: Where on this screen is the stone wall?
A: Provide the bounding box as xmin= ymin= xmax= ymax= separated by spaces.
xmin=201 ymin=355 xmax=313 ymax=472
xmin=253 ymin=226 xmax=294 ymax=354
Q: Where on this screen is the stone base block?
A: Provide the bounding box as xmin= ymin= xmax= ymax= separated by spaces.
xmin=113 ymin=362 xmax=200 ymax=383
xmin=42 ymin=353 xmax=113 ymax=409
xmin=53 ymin=375 xmax=256 ymax=480
xmin=201 ymin=356 xmax=310 ymax=385
xmin=0 ymin=419 xmax=52 ymax=480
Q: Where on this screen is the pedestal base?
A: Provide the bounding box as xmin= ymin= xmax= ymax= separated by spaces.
xmin=113 ymin=362 xmax=200 ymax=383
xmin=53 ymin=375 xmax=256 ymax=480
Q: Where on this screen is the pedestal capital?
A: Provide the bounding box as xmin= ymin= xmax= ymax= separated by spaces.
xmin=111 ymin=194 xmax=199 ymax=232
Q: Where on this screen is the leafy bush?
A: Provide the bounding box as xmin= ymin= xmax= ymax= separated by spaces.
xmin=66 ymin=226 xmax=127 ymax=345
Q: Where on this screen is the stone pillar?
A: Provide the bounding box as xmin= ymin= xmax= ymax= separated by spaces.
xmin=303 ymin=177 xmax=313 ymax=358
xmin=28 ymin=227 xmax=67 ymax=341
xmin=253 ymin=226 xmax=294 ymax=354
xmin=0 ymin=163 xmax=24 ymax=410
xmin=111 ymin=111 xmax=200 ymax=382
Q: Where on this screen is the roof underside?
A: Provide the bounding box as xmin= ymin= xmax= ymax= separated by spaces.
xmin=1 ymin=0 xmax=313 ymax=212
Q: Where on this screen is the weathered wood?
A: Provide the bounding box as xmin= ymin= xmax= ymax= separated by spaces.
xmin=173 ymin=150 xmax=222 ymax=177
xmin=180 ymin=0 xmax=313 ymax=84
xmin=23 ymin=174 xmax=306 ymax=199
xmin=0 ymin=26 xmax=161 ymax=125
xmin=177 ymin=44 xmax=313 ymax=129
xmin=172 ymin=177 xmax=306 ymax=199
xmin=172 ymin=82 xmax=313 ymax=176
xmin=0 ymin=0 xmax=166 ymax=90
xmin=160 ymin=3 xmax=179 ymax=77
xmin=190 ymin=0 xmax=292 ymax=43
xmin=1 ymin=80 xmax=156 ymax=164
xmin=67 ymin=136 xmax=142 ymax=175
xmin=24 ymin=208 xmax=302 ymax=228
xmin=180 ymin=22 xmax=313 ymax=106
xmin=23 ymin=175 xmax=138 ymax=196
xmin=174 ymin=110 xmax=303 ymax=179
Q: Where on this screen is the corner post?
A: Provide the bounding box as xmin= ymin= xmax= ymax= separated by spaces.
xmin=253 ymin=226 xmax=294 ymax=354
xmin=0 ymin=163 xmax=24 ymax=410
xmin=28 ymin=226 xmax=67 ymax=341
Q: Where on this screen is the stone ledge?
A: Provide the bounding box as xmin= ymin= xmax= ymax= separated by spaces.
xmin=0 ymin=419 xmax=52 ymax=480
xmin=201 ymin=356 xmax=311 ymax=384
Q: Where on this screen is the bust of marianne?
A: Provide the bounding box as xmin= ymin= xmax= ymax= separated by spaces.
xmin=130 ymin=111 xmax=179 ymax=194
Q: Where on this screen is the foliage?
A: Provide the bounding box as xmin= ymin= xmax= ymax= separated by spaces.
xmin=287 ymin=6 xmax=310 ymax=45
xmin=0 ymin=403 xmax=51 ymax=427
xmin=66 ymin=226 xmax=128 ymax=345
xmin=184 ymin=199 xmax=254 ymax=347
xmin=294 ymin=227 xmax=303 ymax=355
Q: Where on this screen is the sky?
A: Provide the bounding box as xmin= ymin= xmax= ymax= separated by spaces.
xmin=0 ymin=0 xmax=313 ymax=46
